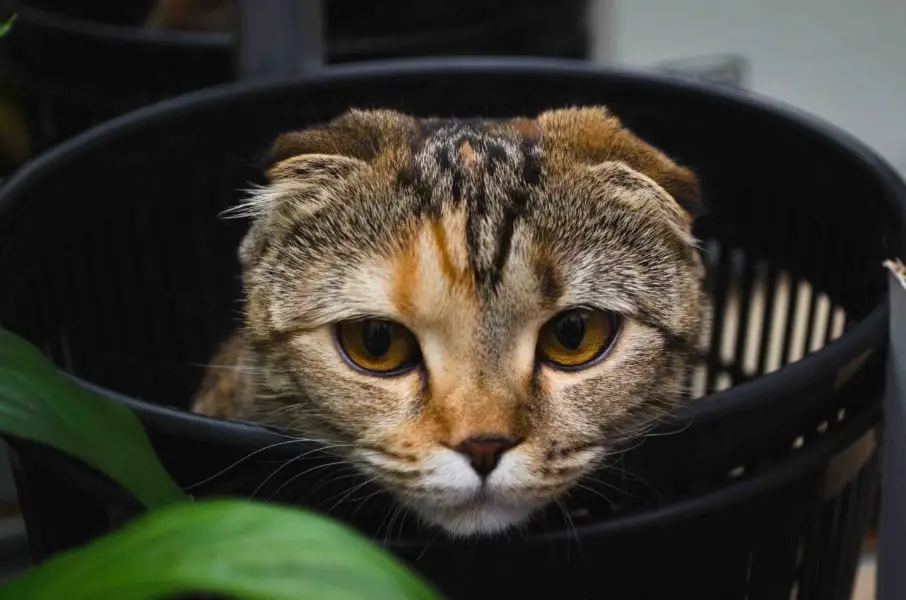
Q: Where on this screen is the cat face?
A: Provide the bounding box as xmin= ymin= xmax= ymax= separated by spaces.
xmin=229 ymin=108 xmax=708 ymax=536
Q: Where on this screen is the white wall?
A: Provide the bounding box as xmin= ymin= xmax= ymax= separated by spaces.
xmin=591 ymin=0 xmax=906 ymax=174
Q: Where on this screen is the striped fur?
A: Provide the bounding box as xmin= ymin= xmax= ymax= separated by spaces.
xmin=193 ymin=107 xmax=709 ymax=536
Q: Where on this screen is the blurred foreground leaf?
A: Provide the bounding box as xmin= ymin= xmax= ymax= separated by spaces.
xmin=0 ymin=329 xmax=440 ymax=598
xmin=0 ymin=14 xmax=16 ymax=38
xmin=0 ymin=327 xmax=185 ymax=508
xmin=0 ymin=499 xmax=440 ymax=600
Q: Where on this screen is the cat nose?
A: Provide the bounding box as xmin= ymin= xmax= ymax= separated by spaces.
xmin=455 ymin=435 xmax=518 ymax=478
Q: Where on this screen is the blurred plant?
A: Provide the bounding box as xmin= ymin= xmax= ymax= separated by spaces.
xmin=0 ymin=328 xmax=441 ymax=600
xmin=0 ymin=14 xmax=16 ymax=38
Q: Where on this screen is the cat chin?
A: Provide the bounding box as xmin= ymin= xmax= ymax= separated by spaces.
xmin=416 ymin=501 xmax=538 ymax=538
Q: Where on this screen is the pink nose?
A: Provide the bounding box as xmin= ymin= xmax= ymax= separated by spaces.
xmin=454 ymin=435 xmax=518 ymax=478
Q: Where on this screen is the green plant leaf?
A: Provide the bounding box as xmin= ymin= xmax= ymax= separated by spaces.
xmin=0 ymin=14 xmax=16 ymax=38
xmin=0 ymin=499 xmax=442 ymax=600
xmin=0 ymin=327 xmax=185 ymax=508
xmin=0 ymin=329 xmax=442 ymax=598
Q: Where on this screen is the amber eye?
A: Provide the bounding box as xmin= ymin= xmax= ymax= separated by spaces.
xmin=537 ymin=308 xmax=618 ymax=369
xmin=336 ymin=319 xmax=421 ymax=374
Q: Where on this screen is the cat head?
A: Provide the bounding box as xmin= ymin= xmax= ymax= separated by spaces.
xmin=232 ymin=107 xmax=708 ymax=536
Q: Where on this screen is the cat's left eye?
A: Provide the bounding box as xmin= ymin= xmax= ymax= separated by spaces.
xmin=335 ymin=319 xmax=421 ymax=375
xmin=537 ymin=308 xmax=619 ymax=370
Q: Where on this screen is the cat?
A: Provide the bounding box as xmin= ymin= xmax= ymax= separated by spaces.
xmin=193 ymin=107 xmax=710 ymax=537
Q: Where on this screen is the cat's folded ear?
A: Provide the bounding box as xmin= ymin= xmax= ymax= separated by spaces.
xmin=260 ymin=109 xmax=416 ymax=182
xmin=230 ymin=109 xmax=413 ymax=220
xmin=235 ymin=110 xmax=414 ymax=269
xmin=537 ymin=107 xmax=702 ymax=220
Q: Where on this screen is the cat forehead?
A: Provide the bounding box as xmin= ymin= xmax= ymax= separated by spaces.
xmin=399 ymin=119 xmax=545 ymax=290
xmin=250 ymin=130 xmax=684 ymax=284
xmin=408 ymin=117 xmax=543 ymax=184
xmin=249 ymin=117 xmax=552 ymax=286
xmin=242 ymin=111 xmax=698 ymax=325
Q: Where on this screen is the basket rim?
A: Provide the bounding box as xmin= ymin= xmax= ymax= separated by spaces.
xmin=0 ymin=56 xmax=901 ymax=437
xmin=7 ymin=378 xmax=881 ymax=543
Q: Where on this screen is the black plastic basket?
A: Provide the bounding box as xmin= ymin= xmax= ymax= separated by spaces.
xmin=0 ymin=58 xmax=902 ymax=600
xmin=0 ymin=0 xmax=590 ymax=172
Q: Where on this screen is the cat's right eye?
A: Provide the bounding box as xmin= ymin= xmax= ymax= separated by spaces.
xmin=335 ymin=319 xmax=421 ymax=375
xmin=536 ymin=308 xmax=619 ymax=370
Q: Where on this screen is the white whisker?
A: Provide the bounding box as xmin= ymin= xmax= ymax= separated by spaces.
xmin=265 ymin=459 xmax=351 ymax=500
xmin=252 ymin=443 xmax=353 ymax=497
xmin=321 ymin=476 xmax=380 ymax=512
xmin=573 ymin=483 xmax=617 ymax=510
xmin=184 ymin=437 xmax=335 ymax=490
